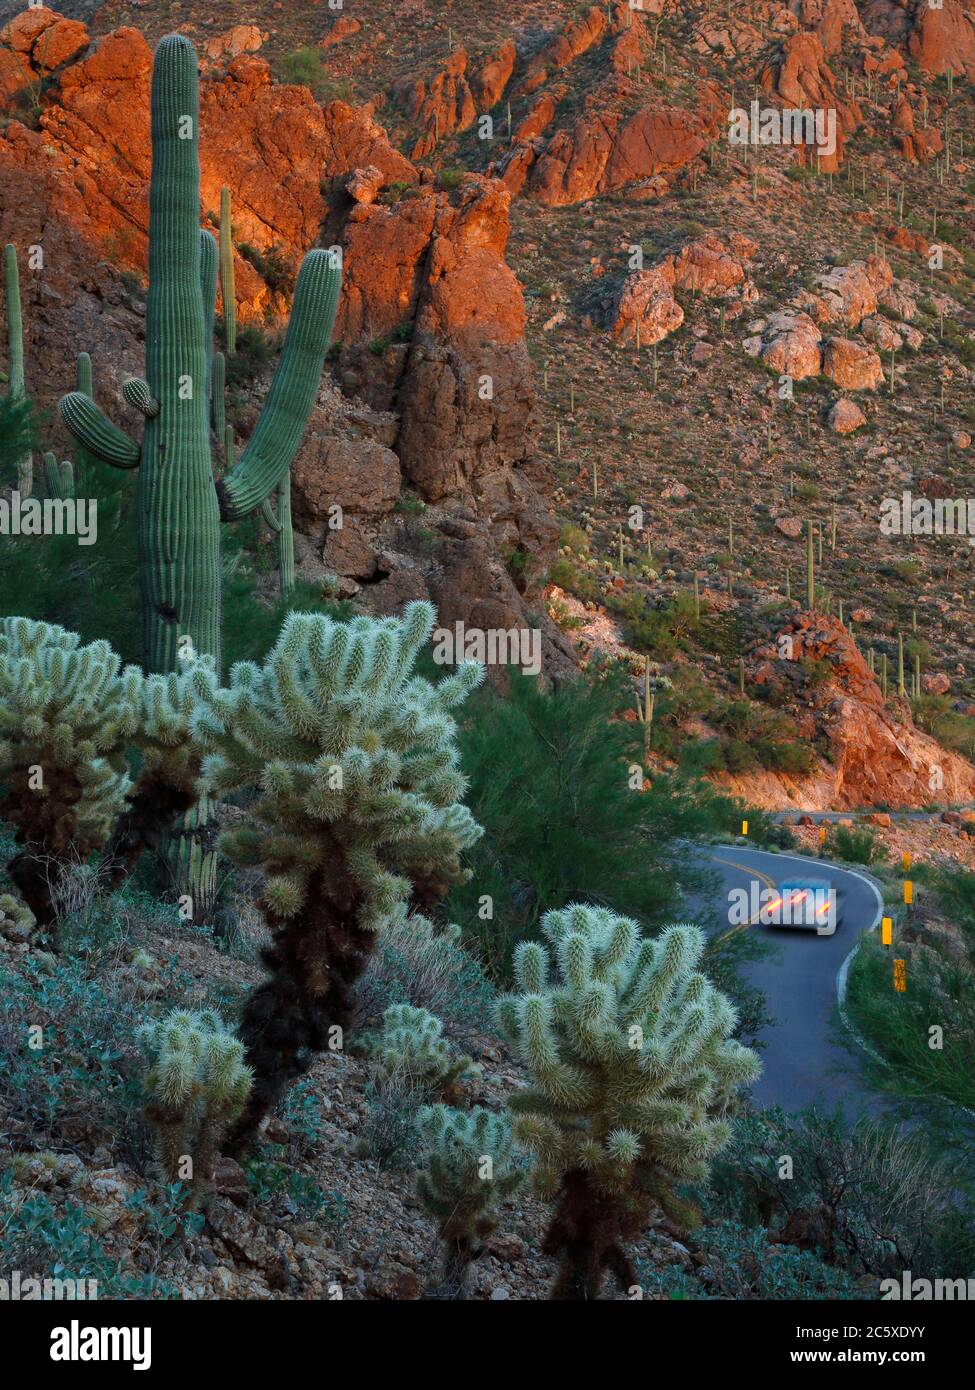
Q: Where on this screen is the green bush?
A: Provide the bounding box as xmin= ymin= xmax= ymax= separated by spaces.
xmin=828 ymin=823 xmax=886 ymax=865
xmin=447 ymin=666 xmax=737 ymax=982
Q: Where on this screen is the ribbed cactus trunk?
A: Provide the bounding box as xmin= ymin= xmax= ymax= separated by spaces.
xmin=277 ymin=469 xmax=295 ymax=595
xmin=140 ymin=39 xmax=222 ymax=921
xmin=57 ymin=33 xmax=341 ymax=931
xmin=139 ymin=37 xmax=222 ymax=675
xmin=3 ymin=244 xmax=31 ymax=498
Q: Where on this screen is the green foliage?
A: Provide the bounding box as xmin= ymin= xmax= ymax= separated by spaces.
xmin=498 ymin=903 xmax=759 ymax=1298
xmin=636 ymin=1222 xmax=858 ymax=1300
xmin=138 ymin=1009 xmax=252 ymax=1199
xmin=702 ymin=1107 xmax=975 ymax=1280
xmin=447 ymin=666 xmax=738 ymax=983
xmin=846 ymin=930 xmax=975 ymax=1115
xmin=416 ymin=1104 xmax=523 ymax=1297
xmin=0 ymin=890 xmax=35 ymax=942
xmin=827 ymin=823 xmax=886 ymax=865
xmin=237 ymin=242 xmax=295 ymax=298
xmin=274 ymin=46 xmax=341 ymax=101
xmin=912 ymin=694 xmax=975 ymax=760
xmin=367 ymin=1003 xmax=479 ymax=1096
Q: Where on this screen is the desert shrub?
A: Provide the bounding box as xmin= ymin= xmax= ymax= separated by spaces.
xmin=846 ymin=932 xmax=975 ymax=1115
xmin=357 ymin=1059 xmax=426 ymax=1169
xmin=636 ymin=1222 xmax=858 ymax=1300
xmin=828 ymin=823 xmax=886 ymax=865
xmin=355 ymin=908 xmax=495 ymax=1044
xmin=701 ymin=1106 xmax=975 ymax=1280
xmin=449 ymin=666 xmax=736 ymax=982
xmin=274 ymin=46 xmax=335 ymax=100
xmin=0 ymin=951 xmax=148 ymax=1164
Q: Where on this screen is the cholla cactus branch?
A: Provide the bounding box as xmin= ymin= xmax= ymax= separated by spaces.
xmin=416 ymin=1104 xmax=523 ymax=1298
xmin=189 ymin=600 xmax=484 ymax=1148
xmin=498 ymin=903 xmax=760 ymax=1299
xmin=0 ymin=618 xmax=209 ymax=937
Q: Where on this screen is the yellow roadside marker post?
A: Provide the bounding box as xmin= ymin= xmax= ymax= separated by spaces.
xmin=881 ymin=916 xmax=893 ymax=947
xmin=904 ymin=879 xmax=913 ymax=912
xmin=741 ymin=819 xmax=748 ymax=837
xmin=893 ymin=959 xmax=907 ymax=993
xmin=902 ymin=850 xmax=911 ymax=874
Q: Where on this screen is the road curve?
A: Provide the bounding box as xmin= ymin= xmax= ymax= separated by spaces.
xmin=692 ymin=846 xmax=884 ymax=1115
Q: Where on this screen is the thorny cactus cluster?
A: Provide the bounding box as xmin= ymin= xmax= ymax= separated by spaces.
xmin=369 ymin=1004 xmax=480 ymax=1098
xmin=0 ymin=618 xmax=209 ymax=936
xmin=138 ymin=1008 xmax=252 ymax=1203
xmin=188 ymin=599 xmax=484 ymax=1145
xmin=498 ymin=904 xmax=760 ymax=1299
xmin=416 ymin=1104 xmax=523 ymax=1298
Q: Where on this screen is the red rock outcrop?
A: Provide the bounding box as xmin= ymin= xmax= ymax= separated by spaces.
xmin=516 ymin=4 xmax=608 ymax=97
xmin=759 ymin=32 xmax=861 ymax=170
xmin=607 ymin=233 xmax=757 ymax=343
xmin=721 ymin=614 xmax=975 ymax=809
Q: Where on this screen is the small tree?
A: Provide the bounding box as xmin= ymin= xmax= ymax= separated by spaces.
xmin=498 ymin=903 xmax=760 ymax=1299
xmin=189 ymin=601 xmax=484 ymax=1146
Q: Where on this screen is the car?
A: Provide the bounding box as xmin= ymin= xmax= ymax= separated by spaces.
xmin=765 ymin=878 xmax=839 ymax=935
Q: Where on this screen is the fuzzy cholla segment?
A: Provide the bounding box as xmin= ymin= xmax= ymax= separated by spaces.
xmin=138 ymin=1008 xmax=252 ymax=1195
xmin=417 ymin=1104 xmax=523 ymax=1238
xmin=0 ymin=618 xmax=141 ymax=851
xmin=498 ymin=904 xmax=760 ymax=1198
xmin=189 ymin=601 xmax=484 ymax=930
xmin=369 ymin=1004 xmax=480 ymax=1093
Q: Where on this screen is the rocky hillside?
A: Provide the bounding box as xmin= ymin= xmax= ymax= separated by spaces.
xmin=3 ymin=0 xmax=975 ymax=818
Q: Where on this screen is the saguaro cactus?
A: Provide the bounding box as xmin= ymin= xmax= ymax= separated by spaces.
xmin=57 ymin=34 xmax=341 ymax=675
xmin=56 ymin=35 xmax=340 ymax=922
xmin=2 ymin=244 xmax=32 ymax=496
xmin=498 ymin=904 xmax=759 ymax=1299
xmin=219 ymin=186 xmax=236 ymax=356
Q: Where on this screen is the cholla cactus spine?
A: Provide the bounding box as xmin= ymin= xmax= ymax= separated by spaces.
xmin=498 ymin=903 xmax=759 ymax=1299
xmin=416 ymin=1104 xmax=523 ymax=1297
xmin=138 ymin=1008 xmax=252 ymax=1202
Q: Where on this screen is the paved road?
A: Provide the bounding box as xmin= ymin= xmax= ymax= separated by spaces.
xmin=692 ymin=846 xmax=884 ymax=1115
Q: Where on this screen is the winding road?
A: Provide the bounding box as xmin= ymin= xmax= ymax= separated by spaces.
xmin=693 ymin=846 xmax=884 ymax=1114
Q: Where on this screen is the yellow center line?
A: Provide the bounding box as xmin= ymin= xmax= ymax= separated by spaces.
xmin=711 ymin=855 xmax=779 ymax=943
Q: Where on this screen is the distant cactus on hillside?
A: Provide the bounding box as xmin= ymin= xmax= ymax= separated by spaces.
xmin=498 ymin=903 xmax=760 ymax=1299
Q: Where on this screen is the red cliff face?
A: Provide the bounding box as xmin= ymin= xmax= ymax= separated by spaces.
xmin=729 ymin=614 xmax=975 ymax=810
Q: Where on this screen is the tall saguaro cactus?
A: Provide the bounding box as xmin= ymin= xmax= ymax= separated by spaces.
xmin=57 ymin=36 xmax=340 ymax=920
xmin=58 ymin=34 xmax=341 ymax=675
xmin=3 ymin=244 xmax=32 ymax=497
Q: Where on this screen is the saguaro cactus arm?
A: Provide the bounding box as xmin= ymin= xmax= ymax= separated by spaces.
xmin=58 ymin=392 xmax=141 ymax=468
xmin=219 ymin=187 xmax=236 ymax=355
xmin=215 ymin=250 xmax=341 ymax=520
